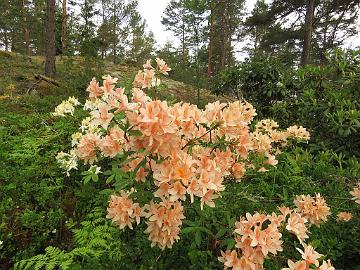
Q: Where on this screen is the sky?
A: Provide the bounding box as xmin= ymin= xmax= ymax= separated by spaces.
xmin=138 ymin=0 xmax=360 ymax=59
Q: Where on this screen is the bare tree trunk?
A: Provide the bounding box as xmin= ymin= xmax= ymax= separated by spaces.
xmin=181 ymin=16 xmax=186 ymax=65
xmin=22 ymin=0 xmax=31 ymax=55
xmin=101 ymin=0 xmax=106 ymax=59
xmin=112 ymin=0 xmax=117 ymax=63
xmin=45 ymin=0 xmax=56 ymax=78
xmin=61 ymin=0 xmax=67 ymax=54
xmin=207 ymin=2 xmax=214 ymax=79
xmin=300 ymin=0 xmax=315 ymax=66
xmin=220 ymin=2 xmax=228 ymax=70
xmin=220 ymin=16 xmax=226 ymax=70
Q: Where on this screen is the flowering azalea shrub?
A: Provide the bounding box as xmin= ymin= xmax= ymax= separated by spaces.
xmin=51 ymin=59 xmax=358 ymax=269
xmin=218 ymin=194 xmax=333 ymax=270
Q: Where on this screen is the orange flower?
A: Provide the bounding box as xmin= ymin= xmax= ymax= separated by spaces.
xmin=106 ymin=190 xmax=145 ymax=230
xmin=350 ymin=182 xmax=360 ymax=204
xmin=282 ymin=260 xmax=307 ymax=270
xmin=169 ymin=181 xmax=186 ymax=202
xmin=156 ymin=58 xmax=171 ymax=75
xmin=101 ymin=74 xmax=118 ymax=95
xmin=87 ymin=77 xmax=102 ymax=100
xmin=99 ymin=135 xmax=121 ymax=158
xmin=318 ymin=260 xmax=335 ymax=270
xmin=231 ymin=162 xmax=246 ymax=180
xmin=286 ymin=125 xmax=310 ymax=141
xmin=336 ymin=211 xmax=352 ymax=222
xmin=218 ymin=250 xmax=240 ymax=269
xmin=75 ymin=133 xmax=99 ymax=164
xmin=144 ymin=200 xmax=185 ymax=249
xmin=296 ymin=244 xmax=322 ymax=267
xmin=234 ymin=212 xmax=283 ymax=259
xmin=294 ymin=194 xmax=330 ymax=226
xmin=91 ymin=103 xmax=114 ymax=129
xmin=286 ymin=212 xmax=309 ymax=242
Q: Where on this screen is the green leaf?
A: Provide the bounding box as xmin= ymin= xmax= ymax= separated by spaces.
xmin=114 ymin=176 xmax=133 ymax=190
xmin=215 ymin=228 xmax=228 ymax=239
xmin=92 ymin=174 xmax=99 ymax=182
xmin=195 ymin=231 xmax=202 ymax=247
xmin=83 ymin=175 xmax=92 ymax=184
xmin=182 ymin=226 xmax=212 ymax=235
xmin=127 ymin=129 xmax=143 ymax=137
xmin=223 ymin=238 xmax=236 ymax=249
xmin=106 ymin=174 xmax=115 ymax=184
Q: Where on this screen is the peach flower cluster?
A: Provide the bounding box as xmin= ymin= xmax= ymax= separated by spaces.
xmin=219 ymin=195 xmax=334 ymax=270
xmin=144 ymin=200 xmax=185 ymax=249
xmin=294 ymin=194 xmax=331 ymax=226
xmin=336 ymin=211 xmax=352 ymax=222
xmin=54 ymin=59 xmax=312 ymax=249
xmin=219 ymin=212 xmax=284 ymax=269
xmin=284 ymin=244 xmax=334 ymax=270
xmin=350 ymin=182 xmax=360 ymax=204
xmin=106 ymin=190 xmax=144 ymax=230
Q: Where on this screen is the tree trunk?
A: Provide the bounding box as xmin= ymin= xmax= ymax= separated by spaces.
xmin=45 ymin=0 xmax=56 ymax=78
xmin=101 ymin=0 xmax=106 ymax=59
xmin=220 ymin=1 xmax=228 ymax=70
xmin=22 ymin=0 xmax=31 ymax=55
xmin=181 ymin=17 xmax=186 ymax=65
xmin=300 ymin=0 xmax=315 ymax=66
xmin=61 ymin=0 xmax=67 ymax=54
xmin=113 ymin=0 xmax=117 ymax=63
xmin=207 ymin=1 xmax=214 ymax=79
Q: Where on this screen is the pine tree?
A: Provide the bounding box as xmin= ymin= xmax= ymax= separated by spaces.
xmin=162 ymin=0 xmax=191 ymax=64
xmin=127 ymin=10 xmax=154 ymax=64
xmin=245 ymin=0 xmax=360 ymax=65
xmin=61 ymin=0 xmax=67 ymax=54
xmin=45 ymin=0 xmax=56 ymax=78
xmin=207 ymin=0 xmax=245 ymax=78
xmin=78 ymin=0 xmax=99 ymax=56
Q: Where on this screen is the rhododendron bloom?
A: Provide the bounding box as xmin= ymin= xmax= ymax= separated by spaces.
xmin=143 ymin=59 xmax=154 ymax=70
xmin=286 ymin=212 xmax=309 ymax=242
xmin=234 ymin=212 xmax=283 ymax=258
xmin=53 ymin=96 xmax=80 ymax=116
xmin=282 ymin=260 xmax=307 ymax=270
xmin=55 ymin=150 xmax=78 ymax=175
xmin=75 ymin=133 xmax=99 ymax=164
xmin=107 ymin=190 xmax=145 ymax=230
xmin=286 ymin=125 xmax=310 ymax=141
xmin=91 ymin=103 xmax=114 ymax=129
xmin=336 ymin=211 xmax=352 ymax=222
xmin=87 ymin=78 xmax=103 ymax=100
xmin=101 ymin=74 xmax=118 ymax=95
xmin=296 ymin=244 xmax=322 ymax=267
xmin=144 ymin=200 xmax=185 ymax=249
xmin=318 ymin=260 xmax=335 ymax=270
xmin=294 ymin=194 xmax=330 ymax=226
xmin=350 ymin=182 xmax=360 ymax=204
xmin=232 ymin=162 xmax=246 ymax=180
xmin=156 ymin=57 xmax=171 ymax=75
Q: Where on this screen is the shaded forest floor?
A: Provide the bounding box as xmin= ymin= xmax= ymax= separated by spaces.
xmin=0 ymin=51 xmax=231 ymax=106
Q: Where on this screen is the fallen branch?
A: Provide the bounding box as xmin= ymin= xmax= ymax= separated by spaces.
xmin=34 ymin=74 xmax=60 ymax=87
